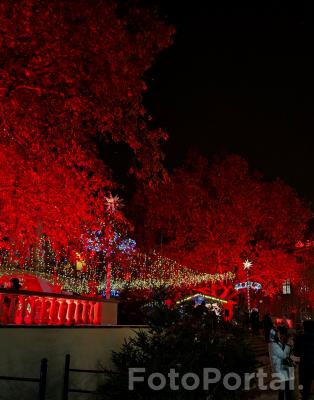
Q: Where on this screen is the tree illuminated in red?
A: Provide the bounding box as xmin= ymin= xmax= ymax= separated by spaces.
xmin=0 ymin=0 xmax=174 ymax=261
xmin=132 ymin=154 xmax=311 ymax=297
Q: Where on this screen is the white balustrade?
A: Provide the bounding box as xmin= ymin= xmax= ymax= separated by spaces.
xmin=0 ymin=289 xmax=115 ymax=326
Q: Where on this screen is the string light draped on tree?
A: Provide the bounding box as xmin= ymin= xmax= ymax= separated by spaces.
xmin=0 ymin=251 xmax=235 ymax=294
xmin=113 ymin=252 xmax=235 ymax=291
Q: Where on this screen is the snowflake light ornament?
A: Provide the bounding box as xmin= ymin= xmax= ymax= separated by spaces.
xmin=105 ymin=194 xmax=124 ymax=212
xmin=243 ymin=259 xmax=253 ymax=270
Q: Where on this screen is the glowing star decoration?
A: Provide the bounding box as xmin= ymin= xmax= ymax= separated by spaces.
xmin=105 ymin=194 xmax=124 ymax=213
xmin=242 ymin=259 xmax=253 ymax=312
xmin=243 ymin=260 xmax=253 ymax=270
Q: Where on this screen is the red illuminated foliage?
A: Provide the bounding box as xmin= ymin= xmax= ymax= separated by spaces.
xmin=132 ymin=154 xmax=311 ymax=296
xmin=0 ymin=0 xmax=173 ymax=260
xmin=0 ymin=138 xmax=118 ymax=260
xmin=0 ymin=0 xmax=173 ymax=178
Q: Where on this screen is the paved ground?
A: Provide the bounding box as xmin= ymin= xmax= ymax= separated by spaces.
xmin=252 ymin=390 xmax=314 ymax=400
xmin=251 ymin=391 xmax=314 ymax=399
xmin=251 ymin=393 xmax=277 ymax=400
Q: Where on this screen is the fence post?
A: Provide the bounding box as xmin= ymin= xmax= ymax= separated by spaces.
xmin=38 ymin=358 xmax=48 ymax=400
xmin=62 ymin=354 xmax=70 ymax=400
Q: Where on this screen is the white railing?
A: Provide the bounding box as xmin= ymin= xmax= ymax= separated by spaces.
xmin=0 ymin=289 xmax=113 ymax=326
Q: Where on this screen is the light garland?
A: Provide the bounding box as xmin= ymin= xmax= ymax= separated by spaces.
xmin=243 ymin=259 xmax=253 ymax=312
xmin=108 ymin=253 xmax=235 ymax=291
xmin=235 ymin=281 xmax=262 ymax=291
xmin=0 ymin=251 xmax=235 ymax=294
xmin=176 ymin=293 xmax=228 ymax=305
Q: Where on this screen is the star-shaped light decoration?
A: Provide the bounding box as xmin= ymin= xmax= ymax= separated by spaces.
xmin=105 ymin=193 xmax=124 ymax=212
xmin=243 ymin=259 xmax=253 ymax=270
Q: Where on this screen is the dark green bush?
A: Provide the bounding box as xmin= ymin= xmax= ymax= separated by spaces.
xmin=98 ymin=304 xmax=256 ymax=400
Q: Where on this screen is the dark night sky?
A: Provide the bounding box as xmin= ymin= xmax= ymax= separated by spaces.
xmin=144 ymin=1 xmax=313 ymax=202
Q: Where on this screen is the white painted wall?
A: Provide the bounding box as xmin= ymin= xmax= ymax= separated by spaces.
xmin=0 ymin=326 xmax=147 ymax=400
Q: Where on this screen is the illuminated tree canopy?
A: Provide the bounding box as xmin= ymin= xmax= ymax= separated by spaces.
xmin=132 ymin=154 xmax=312 ymax=295
xmin=0 ymin=0 xmax=174 ymax=260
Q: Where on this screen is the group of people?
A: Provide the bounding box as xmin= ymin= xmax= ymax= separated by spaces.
xmin=193 ymin=300 xmax=219 ymax=329
xmin=265 ymin=315 xmax=314 ymax=400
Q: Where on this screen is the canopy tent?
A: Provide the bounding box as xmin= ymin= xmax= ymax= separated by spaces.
xmin=0 ymin=273 xmax=58 ymax=293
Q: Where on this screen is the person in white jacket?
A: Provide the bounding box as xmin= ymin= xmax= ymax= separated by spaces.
xmin=269 ymin=326 xmax=295 ymax=400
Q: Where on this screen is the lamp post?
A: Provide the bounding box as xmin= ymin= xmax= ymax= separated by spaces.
xmin=105 ymin=260 xmax=111 ymax=299
xmin=243 ymin=260 xmax=253 ymax=313
xmin=104 ymin=193 xmax=124 ymax=300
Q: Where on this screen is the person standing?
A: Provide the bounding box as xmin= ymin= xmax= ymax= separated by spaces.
xmin=269 ymin=325 xmax=295 ymax=400
xmin=294 ymin=320 xmax=314 ymax=400
xmin=251 ymin=308 xmax=260 ymax=335
xmin=194 ymin=300 xmax=209 ymax=318
xmin=263 ymin=313 xmax=274 ymax=342
xmin=10 ymin=278 xmax=21 ymax=291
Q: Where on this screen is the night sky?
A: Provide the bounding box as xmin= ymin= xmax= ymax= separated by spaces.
xmin=144 ymin=1 xmax=313 ymax=202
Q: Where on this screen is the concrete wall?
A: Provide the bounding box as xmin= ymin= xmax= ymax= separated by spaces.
xmin=0 ymin=326 xmax=147 ymax=400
